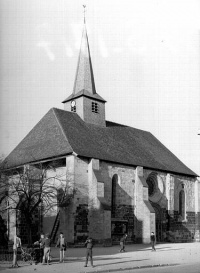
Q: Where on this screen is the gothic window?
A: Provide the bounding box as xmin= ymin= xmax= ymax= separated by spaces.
xmin=147 ymin=175 xmax=156 ymax=197
xmin=179 ymin=190 xmax=186 ymax=219
xmin=92 ymin=102 xmax=98 ymax=113
xmin=111 ymin=174 xmax=118 ymax=217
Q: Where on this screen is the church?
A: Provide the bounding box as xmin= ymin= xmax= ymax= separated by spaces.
xmin=2 ymin=20 xmax=200 ymax=245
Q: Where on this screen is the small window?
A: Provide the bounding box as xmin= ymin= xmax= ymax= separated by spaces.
xmin=92 ymin=102 xmax=98 ymax=113
xmin=71 ymin=106 xmax=76 ymax=112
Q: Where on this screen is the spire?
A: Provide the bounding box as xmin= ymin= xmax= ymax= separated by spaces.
xmin=83 ymin=5 xmax=86 ymax=24
xmin=73 ymin=6 xmax=96 ymax=95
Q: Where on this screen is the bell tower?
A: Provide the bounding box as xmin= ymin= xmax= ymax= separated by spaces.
xmin=62 ymin=7 xmax=106 ymax=127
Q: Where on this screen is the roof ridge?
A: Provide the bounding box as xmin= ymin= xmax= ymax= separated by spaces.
xmin=52 ymin=108 xmax=74 ymax=152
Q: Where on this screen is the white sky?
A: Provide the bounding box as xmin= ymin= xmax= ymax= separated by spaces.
xmin=0 ymin=0 xmax=200 ymax=175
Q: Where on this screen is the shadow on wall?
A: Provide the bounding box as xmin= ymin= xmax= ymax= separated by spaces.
xmin=166 ymin=211 xmax=196 ymax=242
xmin=43 ymin=215 xmax=56 ymax=237
xmin=70 ymin=183 xmax=143 ymax=245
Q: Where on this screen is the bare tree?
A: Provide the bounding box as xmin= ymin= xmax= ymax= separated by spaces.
xmin=0 ymin=161 xmax=75 ymax=245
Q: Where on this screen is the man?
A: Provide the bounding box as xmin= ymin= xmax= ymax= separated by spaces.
xmin=150 ymin=232 xmax=156 ymax=251
xmin=84 ymin=237 xmax=94 ymax=267
xmin=119 ymin=234 xmax=127 ymax=252
xmin=56 ymin=232 xmax=67 ymax=263
xmin=12 ymin=233 xmax=22 ymax=268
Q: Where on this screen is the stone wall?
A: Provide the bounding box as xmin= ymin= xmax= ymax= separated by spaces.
xmin=60 ymin=155 xmax=89 ymax=243
xmin=143 ymin=170 xmax=198 ymax=242
xmin=101 ymin=161 xmax=136 ymax=242
xmin=46 ymin=156 xmax=199 ymax=245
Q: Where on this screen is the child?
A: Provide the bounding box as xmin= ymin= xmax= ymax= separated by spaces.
xmin=12 ymin=233 xmax=22 ymax=268
xmin=42 ymin=234 xmax=51 ymax=265
xmin=56 ymin=232 xmax=67 ymax=263
xmin=119 ymin=234 xmax=127 ymax=252
xmin=34 ymin=233 xmax=45 ymax=263
xmin=84 ymin=237 xmax=94 ymax=267
xmin=150 ymin=232 xmax=156 ymax=251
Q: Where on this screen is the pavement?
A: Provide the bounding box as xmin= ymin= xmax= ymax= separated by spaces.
xmin=0 ymin=242 xmax=200 ymax=273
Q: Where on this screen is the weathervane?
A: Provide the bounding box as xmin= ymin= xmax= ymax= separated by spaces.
xmin=83 ymin=5 xmax=86 ymax=24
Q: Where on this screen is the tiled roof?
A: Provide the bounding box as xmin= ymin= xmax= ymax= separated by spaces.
xmin=2 ymin=108 xmax=73 ymax=169
xmin=2 ymin=108 xmax=197 ymax=177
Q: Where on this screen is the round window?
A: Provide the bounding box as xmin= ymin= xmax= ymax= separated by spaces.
xmin=146 ymin=172 xmax=165 ymax=203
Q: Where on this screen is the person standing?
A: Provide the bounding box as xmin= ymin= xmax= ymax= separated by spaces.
xmin=38 ymin=234 xmax=45 ymax=263
xmin=119 ymin=234 xmax=127 ymax=252
xmin=42 ymin=234 xmax=51 ymax=265
xmin=84 ymin=237 xmax=94 ymax=268
xmin=56 ymin=232 xmax=67 ymax=263
xmin=12 ymin=233 xmax=22 ymax=268
xmin=150 ymin=232 xmax=156 ymax=251
xmin=34 ymin=233 xmax=45 ymax=263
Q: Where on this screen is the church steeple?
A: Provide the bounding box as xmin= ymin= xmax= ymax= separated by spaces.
xmin=62 ymin=6 xmax=106 ymax=127
xmin=72 ymin=20 xmax=96 ymax=96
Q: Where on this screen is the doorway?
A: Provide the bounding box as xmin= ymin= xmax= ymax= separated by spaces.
xmin=152 ymin=204 xmax=162 ymax=242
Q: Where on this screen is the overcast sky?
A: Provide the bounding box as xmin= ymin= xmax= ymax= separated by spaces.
xmin=0 ymin=0 xmax=200 ymax=175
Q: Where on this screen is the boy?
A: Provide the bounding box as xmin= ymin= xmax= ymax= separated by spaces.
xmin=84 ymin=237 xmax=94 ymax=267
xmin=150 ymin=232 xmax=156 ymax=251
xmin=42 ymin=234 xmax=51 ymax=265
xmin=12 ymin=233 xmax=22 ymax=268
xmin=34 ymin=233 xmax=45 ymax=263
xmin=56 ymin=232 xmax=67 ymax=263
xmin=119 ymin=234 xmax=127 ymax=252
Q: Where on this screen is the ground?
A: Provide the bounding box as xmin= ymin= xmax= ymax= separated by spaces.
xmin=0 ymin=242 xmax=200 ymax=273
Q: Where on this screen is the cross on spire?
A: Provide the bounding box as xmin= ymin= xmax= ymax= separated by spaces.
xmin=83 ymin=5 xmax=86 ymax=24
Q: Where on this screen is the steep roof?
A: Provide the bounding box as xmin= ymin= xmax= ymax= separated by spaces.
xmin=2 ymin=109 xmax=73 ymax=169
xmin=3 ymin=108 xmax=197 ymax=177
xmin=62 ymin=23 xmax=106 ymax=103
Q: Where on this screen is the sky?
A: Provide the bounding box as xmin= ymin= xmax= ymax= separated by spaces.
xmin=0 ymin=0 xmax=200 ymax=176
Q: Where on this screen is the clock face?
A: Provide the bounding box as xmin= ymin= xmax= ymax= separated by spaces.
xmin=71 ymin=100 xmax=76 ymax=107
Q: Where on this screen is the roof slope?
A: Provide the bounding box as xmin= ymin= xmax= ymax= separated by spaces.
xmin=3 ymin=108 xmax=197 ymax=177
xmin=3 ymin=109 xmax=73 ymax=168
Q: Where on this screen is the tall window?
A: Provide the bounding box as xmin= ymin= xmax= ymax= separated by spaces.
xmin=179 ymin=190 xmax=186 ymax=219
xmin=92 ymin=102 xmax=98 ymax=113
xmin=111 ymin=174 xmax=118 ymax=218
xmin=146 ymin=173 xmax=156 ymax=197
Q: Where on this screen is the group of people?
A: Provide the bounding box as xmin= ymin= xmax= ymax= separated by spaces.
xmin=34 ymin=232 xmax=67 ymax=265
xmin=34 ymin=232 xmax=93 ymax=267
xmin=11 ymin=232 xmax=66 ymax=267
xmin=12 ymin=231 xmax=157 ymax=268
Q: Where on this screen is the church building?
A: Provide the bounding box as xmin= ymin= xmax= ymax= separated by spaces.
xmin=2 ymin=20 xmax=200 ymax=245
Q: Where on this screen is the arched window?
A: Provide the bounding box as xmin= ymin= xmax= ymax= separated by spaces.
xmin=179 ymin=190 xmax=185 ymax=219
xmin=111 ymin=174 xmax=118 ymax=217
xmin=146 ymin=172 xmax=157 ymax=197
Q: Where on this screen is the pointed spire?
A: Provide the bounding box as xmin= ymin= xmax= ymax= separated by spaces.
xmin=73 ymin=6 xmax=96 ymax=95
xmin=83 ymin=5 xmax=86 ymax=24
